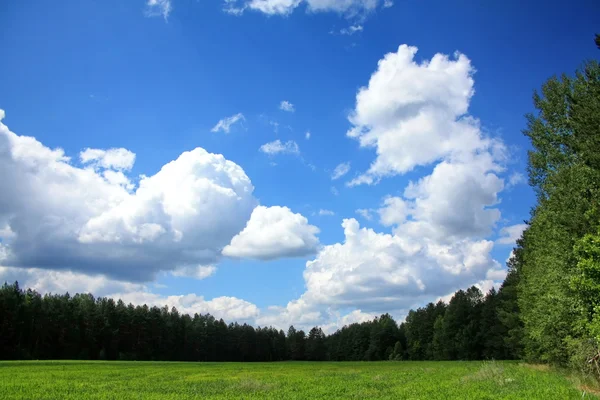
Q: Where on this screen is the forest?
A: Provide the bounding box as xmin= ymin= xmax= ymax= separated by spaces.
xmin=1 ymin=36 xmax=599 ymax=379
xmin=0 ymin=281 xmax=517 ymax=363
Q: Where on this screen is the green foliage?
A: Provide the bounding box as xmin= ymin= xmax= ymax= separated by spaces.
xmin=517 ymin=47 xmax=600 ymax=373
xmin=0 ymin=360 xmax=592 ymax=399
xmin=517 ymin=57 xmax=600 ymax=365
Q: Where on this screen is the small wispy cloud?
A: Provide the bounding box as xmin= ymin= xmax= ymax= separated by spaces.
xmin=331 ymin=162 xmax=351 ymax=180
xmin=211 ymin=113 xmax=245 ymax=133
xmin=507 ymin=172 xmax=526 ymax=188
xmin=318 ymin=209 xmax=335 ymax=216
xmin=279 ymin=100 xmax=295 ymax=112
xmin=223 ymin=0 xmax=247 ymax=15
xmin=305 ymin=131 xmax=311 ymax=140
xmin=331 ymin=186 xmax=339 ymax=196
xmin=145 ymin=0 xmax=172 ymax=19
xmin=260 ymin=140 xmax=300 ymax=155
xmin=356 ymin=209 xmax=373 ymax=220
xmin=339 ymin=25 xmax=363 ymax=35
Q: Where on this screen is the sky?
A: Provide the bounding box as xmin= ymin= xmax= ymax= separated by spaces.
xmin=0 ymin=0 xmax=598 ymax=332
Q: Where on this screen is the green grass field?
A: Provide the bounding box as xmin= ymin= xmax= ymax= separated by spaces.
xmin=0 ymin=360 xmax=596 ymax=399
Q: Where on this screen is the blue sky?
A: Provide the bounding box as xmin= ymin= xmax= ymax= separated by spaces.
xmin=0 ymin=0 xmax=598 ymax=330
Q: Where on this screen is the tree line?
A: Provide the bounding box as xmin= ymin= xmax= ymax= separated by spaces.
xmin=0 ymin=36 xmax=599 ymax=375
xmin=0 ymin=280 xmax=519 ymax=362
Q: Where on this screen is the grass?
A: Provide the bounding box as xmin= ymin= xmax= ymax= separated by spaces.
xmin=0 ymin=360 xmax=596 ymax=399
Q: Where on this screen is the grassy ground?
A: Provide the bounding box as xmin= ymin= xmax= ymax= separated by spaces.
xmin=0 ymin=360 xmax=596 ymax=399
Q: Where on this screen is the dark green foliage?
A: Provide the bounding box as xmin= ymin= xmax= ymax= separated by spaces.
xmin=0 ymin=282 xmax=291 ymax=362
xmin=306 ymin=327 xmax=327 ymax=360
xmin=0 ymin=280 xmax=523 ymax=362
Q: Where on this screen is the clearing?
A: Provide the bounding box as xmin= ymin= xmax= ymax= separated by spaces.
xmin=0 ymin=360 xmax=595 ymax=399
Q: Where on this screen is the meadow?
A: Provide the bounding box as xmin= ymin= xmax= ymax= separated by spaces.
xmin=0 ymin=360 xmax=596 ymax=399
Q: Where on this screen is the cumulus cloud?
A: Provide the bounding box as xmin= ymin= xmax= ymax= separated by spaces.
xmin=347 ymin=45 xmax=492 ymax=186
xmin=496 ymin=223 xmax=527 ymax=245
xmin=0 ymin=265 xmax=145 ymax=296
xmin=80 ymin=148 xmax=136 ymax=170
xmin=331 ymin=162 xmax=351 ymax=180
xmin=0 ymin=110 xmax=257 ymax=281
xmin=259 ymin=139 xmax=300 ymax=155
xmin=145 ymin=0 xmax=172 ymax=19
xmin=223 ymin=206 xmax=320 ymax=260
xmin=279 ymin=100 xmax=295 ymax=112
xmin=211 ymin=113 xmax=245 ymax=133
xmin=299 ymin=219 xmax=502 ymax=311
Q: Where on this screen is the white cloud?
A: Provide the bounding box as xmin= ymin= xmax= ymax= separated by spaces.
xmin=300 ymin=218 xmax=503 ymax=312
xmin=383 ymin=0 xmax=393 ymax=7
xmin=305 ymin=131 xmax=311 ymax=140
xmin=0 ymin=265 xmax=145 ymax=296
xmin=172 ymin=265 xmax=217 ymax=280
xmin=80 ymin=148 xmax=136 ymax=171
xmin=347 ymin=45 xmax=493 ymax=186
xmin=378 ymin=196 xmax=408 ymax=226
xmin=114 ymin=292 xmax=260 ymax=321
xmin=330 ymin=186 xmax=339 ymax=196
xmin=507 ymin=172 xmax=526 ymax=188
xmin=211 ymin=113 xmax=245 ymax=133
xmin=496 ymin=223 xmax=527 ymax=245
xmin=223 ymin=206 xmax=320 ymax=260
xmin=321 ymin=309 xmax=375 ymax=333
xmin=331 ymin=162 xmax=351 ymax=180
xmin=339 ymin=25 xmax=363 ymax=35
xmin=259 ymin=139 xmax=300 ymax=155
xmin=145 ymin=0 xmax=172 ymax=19
xmin=400 ymin=153 xmax=504 ymax=241
xmin=248 ymin=0 xmax=301 ymax=15
xmin=226 ymin=0 xmax=384 ymax=16
xmin=0 ymin=110 xmax=257 ymax=281
xmin=279 ymin=100 xmax=295 ymax=112
xmin=318 ymin=209 xmax=335 ymax=216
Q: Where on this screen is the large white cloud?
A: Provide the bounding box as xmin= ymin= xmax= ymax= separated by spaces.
xmin=257 ymin=44 xmax=510 ymax=330
xmin=0 ymin=110 xmax=257 ymax=281
xmin=347 ymin=45 xmax=493 ymax=186
xmin=223 ymin=206 xmax=320 ymax=260
xmin=385 ymin=152 xmax=505 ymax=242
xmin=300 ymin=219 xmax=502 ymax=311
